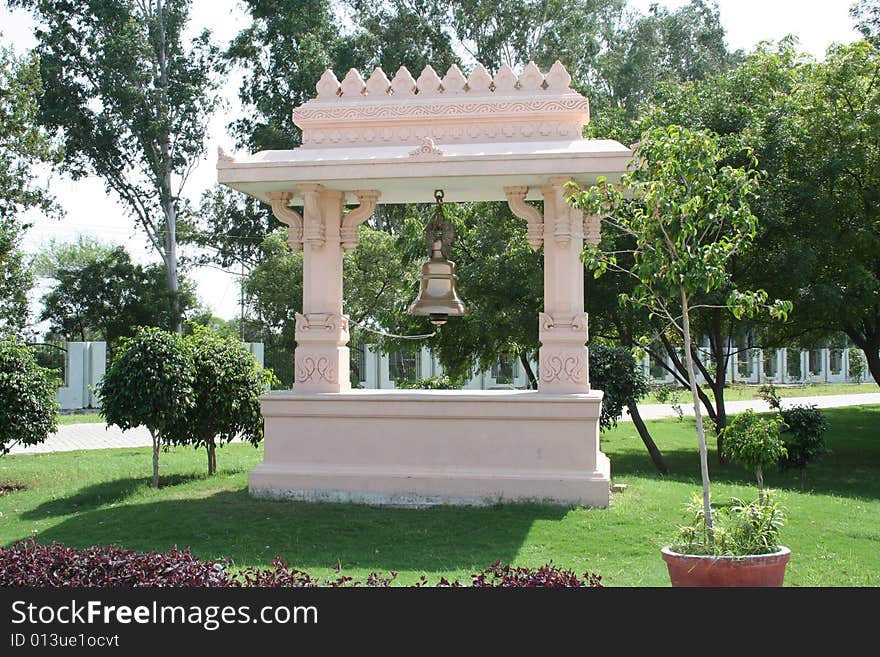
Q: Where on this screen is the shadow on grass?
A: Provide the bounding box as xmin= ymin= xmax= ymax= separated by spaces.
xmin=21 ymin=473 xmax=208 ymax=520
xmin=25 ymin=488 xmax=567 ymax=572
xmin=611 ymin=439 xmax=880 ymax=501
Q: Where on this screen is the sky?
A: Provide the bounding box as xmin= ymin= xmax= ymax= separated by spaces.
xmin=0 ymin=0 xmax=862 ymax=324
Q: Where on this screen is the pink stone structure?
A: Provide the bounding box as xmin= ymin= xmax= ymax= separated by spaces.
xmin=218 ymin=62 xmax=631 ymax=507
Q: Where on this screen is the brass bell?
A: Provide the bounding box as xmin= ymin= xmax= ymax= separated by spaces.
xmin=408 ymin=189 xmax=467 ymax=326
xmin=408 ymin=239 xmax=466 ymax=325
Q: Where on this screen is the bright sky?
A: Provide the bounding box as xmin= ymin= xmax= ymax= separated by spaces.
xmin=0 ymin=0 xmax=861 ymax=323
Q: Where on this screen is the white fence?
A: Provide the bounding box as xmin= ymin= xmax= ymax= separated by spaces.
xmin=56 ymin=341 xmax=265 ymax=410
xmin=353 ymin=344 xmax=874 ymax=390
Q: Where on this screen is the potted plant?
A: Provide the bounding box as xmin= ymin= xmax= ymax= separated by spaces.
xmin=571 ymin=126 xmax=792 ymax=587
xmin=661 ymin=410 xmax=791 ymax=587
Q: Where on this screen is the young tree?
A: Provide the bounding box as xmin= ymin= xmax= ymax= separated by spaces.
xmin=182 ymin=325 xmax=275 ymax=475
xmin=629 ymin=41 xmax=809 ymax=435
xmin=0 ymin=335 xmax=59 ymax=455
xmin=722 ymin=410 xmax=787 ymax=502
xmin=12 ymin=0 xmax=222 ymax=333
xmin=98 ymin=327 xmax=194 ymax=488
xmin=572 ymin=125 xmax=790 ymax=543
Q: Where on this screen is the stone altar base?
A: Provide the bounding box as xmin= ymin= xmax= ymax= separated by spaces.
xmin=249 ymin=389 xmax=610 ymax=507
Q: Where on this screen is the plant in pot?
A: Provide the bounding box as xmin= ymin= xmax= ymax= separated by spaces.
xmin=571 ymin=125 xmax=792 ymax=587
xmin=661 ymin=409 xmax=791 ymax=587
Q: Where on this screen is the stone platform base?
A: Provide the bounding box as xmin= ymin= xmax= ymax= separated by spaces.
xmin=250 ymin=389 xmax=610 ymax=507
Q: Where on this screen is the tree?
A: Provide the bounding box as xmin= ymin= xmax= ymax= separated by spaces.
xmin=0 ymin=41 xmax=60 ymax=334
xmin=627 ymin=41 xmax=809 ymax=434
xmin=589 ymin=342 xmax=667 ymax=474
xmin=722 ymin=410 xmax=787 ymax=502
xmin=37 ymin=239 xmax=200 ymax=347
xmin=12 ymin=0 xmax=222 ymax=333
xmin=573 ymin=125 xmax=790 ymax=544
xmin=98 ymin=327 xmax=194 ymax=488
xmin=774 ymin=41 xmax=880 ymax=386
xmin=0 ymin=335 xmax=59 ymax=455
xmin=181 ymin=325 xmax=275 ymax=475
xmin=852 ymin=0 xmax=880 ymax=45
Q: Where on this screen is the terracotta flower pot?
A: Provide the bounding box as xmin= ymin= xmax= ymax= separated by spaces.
xmin=661 ymin=546 xmax=791 ymax=587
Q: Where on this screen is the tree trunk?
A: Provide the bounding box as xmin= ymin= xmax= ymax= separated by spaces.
xmin=681 ymin=287 xmax=714 ymax=543
xmin=861 ymin=342 xmax=880 ymax=388
xmin=207 ymin=440 xmax=216 ymax=476
xmin=627 ymin=401 xmax=669 ymax=475
xmin=150 ymin=429 xmax=159 ymax=489
xmin=520 ymin=353 xmax=538 ymax=390
xmin=156 ymin=0 xmax=181 ymax=333
xmin=756 ymin=465 xmax=764 ymax=503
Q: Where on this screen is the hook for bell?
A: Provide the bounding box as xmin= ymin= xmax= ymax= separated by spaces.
xmin=408 ymin=190 xmax=466 ymax=326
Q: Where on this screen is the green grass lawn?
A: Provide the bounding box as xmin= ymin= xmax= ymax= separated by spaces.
xmin=643 ymin=381 xmax=879 ymax=404
xmin=56 ymin=412 xmax=103 ymax=425
xmin=2 ymin=405 xmax=879 ymax=586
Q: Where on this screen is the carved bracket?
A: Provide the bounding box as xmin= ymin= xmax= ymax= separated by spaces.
xmin=267 ymin=191 xmax=303 ymax=252
xmin=504 ymin=186 xmax=544 ymax=250
xmin=583 ymin=214 xmax=601 ymax=246
xmin=544 ymin=178 xmax=586 ymax=246
xmin=341 ymin=190 xmax=381 ymax=252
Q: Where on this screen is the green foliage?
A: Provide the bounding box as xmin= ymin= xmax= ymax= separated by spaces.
xmin=722 ymin=410 xmax=788 ymax=473
xmin=672 ymin=493 xmax=785 ymax=557
xmin=180 ymin=325 xmax=276 ymax=475
xmin=574 ymin=126 xmax=790 ymax=325
xmin=848 ymin=348 xmax=867 ymax=383
xmin=589 ymin=343 xmax=650 ymax=429
xmin=778 ymin=405 xmax=829 ymax=472
xmin=98 ymin=327 xmax=194 ymax=442
xmin=38 ymin=240 xmax=201 ymax=344
xmin=0 ymin=42 xmax=60 ymax=223
xmin=0 ymin=42 xmax=60 ymax=333
xmin=396 ymin=375 xmax=462 ymax=390
xmin=0 ymin=335 xmax=59 ymax=455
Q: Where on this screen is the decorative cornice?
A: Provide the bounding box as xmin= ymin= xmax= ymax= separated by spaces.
xmin=504 ymin=186 xmax=543 ymax=251
xmin=408 ymin=137 xmax=445 ymax=159
xmin=267 ymin=191 xmax=303 ymax=252
xmin=292 ymin=61 xmax=588 ymax=147
xmin=304 ymin=60 xmax=576 ymax=104
xmin=341 ymin=190 xmax=381 ymax=252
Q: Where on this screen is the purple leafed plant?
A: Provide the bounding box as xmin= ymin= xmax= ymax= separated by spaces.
xmin=0 ymin=540 xmax=602 ymax=588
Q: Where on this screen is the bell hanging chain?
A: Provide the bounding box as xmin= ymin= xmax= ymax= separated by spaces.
xmin=425 ymin=189 xmax=454 ymax=260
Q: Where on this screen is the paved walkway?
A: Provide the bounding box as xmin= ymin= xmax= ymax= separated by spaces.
xmin=8 ymin=393 xmax=880 ymax=455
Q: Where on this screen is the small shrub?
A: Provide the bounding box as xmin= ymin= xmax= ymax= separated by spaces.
xmin=396 ymin=375 xmax=462 ymax=389
xmin=98 ymin=327 xmax=195 ymax=488
xmin=722 ymin=410 xmax=787 ymax=501
xmin=778 ymin=404 xmax=829 ymax=489
xmin=848 ymin=348 xmax=867 ymax=383
xmin=0 ymin=539 xmax=229 ymax=587
xmin=672 ymin=494 xmax=785 ymax=556
xmin=759 ymin=384 xmax=829 ymax=489
xmin=0 ymin=335 xmax=59 ymax=455
xmin=0 ymin=540 xmax=602 ymax=588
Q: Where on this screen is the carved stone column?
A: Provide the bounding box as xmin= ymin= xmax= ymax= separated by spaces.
xmin=294 ymin=184 xmax=349 ymax=392
xmin=539 ymin=177 xmax=589 ymax=393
